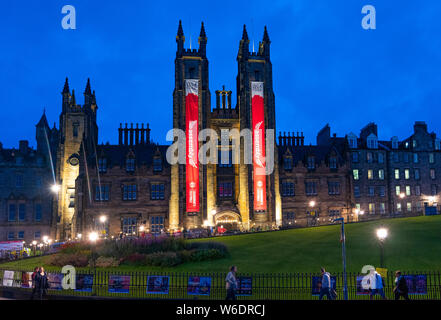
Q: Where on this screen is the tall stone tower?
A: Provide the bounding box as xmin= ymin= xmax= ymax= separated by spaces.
xmin=236 ymin=25 xmax=281 ymax=228
xmin=55 ymin=78 xmax=98 ymax=239
xmin=169 ymin=21 xmax=211 ymax=231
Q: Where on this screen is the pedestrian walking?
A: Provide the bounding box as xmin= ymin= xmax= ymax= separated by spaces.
xmin=394 ymin=271 xmax=409 ymax=300
xmin=30 ymin=267 xmax=39 ymax=300
xmin=370 ymin=270 xmax=386 ymax=300
xmin=319 ymin=267 xmax=333 ymax=300
xmin=35 ymin=266 xmax=50 ymax=300
xmin=225 ymin=265 xmax=238 ymax=300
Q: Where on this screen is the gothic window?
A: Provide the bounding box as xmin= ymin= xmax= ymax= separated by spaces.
xmin=98 ymin=158 xmax=107 ymax=173
xmin=126 ymin=157 xmax=135 ymax=172
xmin=329 ymin=157 xmax=337 ymax=169
xmin=151 ymin=183 xmax=165 ymax=200
xmin=283 ymin=156 xmax=293 ymax=171
xmin=307 ymin=156 xmax=315 ymax=170
xmin=153 ymin=157 xmax=163 ymax=172
xmin=123 ymin=184 xmax=137 ymax=201
xmin=218 ymin=182 xmax=233 ymax=198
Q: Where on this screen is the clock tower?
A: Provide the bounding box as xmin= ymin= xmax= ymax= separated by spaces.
xmin=55 ymin=77 xmax=98 ymax=239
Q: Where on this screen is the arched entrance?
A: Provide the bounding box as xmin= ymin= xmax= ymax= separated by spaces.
xmin=214 ymin=211 xmax=242 ymax=232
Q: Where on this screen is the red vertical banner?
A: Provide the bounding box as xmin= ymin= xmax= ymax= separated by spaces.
xmin=251 ymin=81 xmax=267 ymax=211
xmin=185 ymin=79 xmax=200 ymax=213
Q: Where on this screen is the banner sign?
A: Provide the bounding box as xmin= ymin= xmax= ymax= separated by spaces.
xmin=0 ymin=241 xmax=23 ymax=251
xmin=237 ymin=276 xmax=252 ymax=296
xmin=187 ymin=276 xmax=211 ymax=296
xmin=48 ymin=273 xmax=63 ymax=290
xmin=109 ymin=275 xmax=130 ymax=293
xmin=185 ymin=79 xmax=200 ymax=213
xmin=251 ymin=81 xmax=267 ymax=211
xmin=147 ymin=275 xmax=169 ymax=294
xmin=75 ymin=274 xmax=93 ymax=292
xmin=2 ymin=270 xmax=15 ymax=287
xmin=21 ymin=272 xmax=33 ymax=288
xmin=404 ymin=275 xmax=427 ymax=295
xmin=311 ymin=276 xmax=337 ymax=296
xmin=356 ymin=275 xmax=370 ymax=295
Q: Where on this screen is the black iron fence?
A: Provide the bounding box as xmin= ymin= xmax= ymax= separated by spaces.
xmin=0 ymin=268 xmax=440 ymax=300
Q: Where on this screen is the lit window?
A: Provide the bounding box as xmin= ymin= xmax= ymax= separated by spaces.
xmin=394 ymin=169 xmax=400 ymax=180
xmin=353 ymin=170 xmax=359 ymax=180
xmin=395 ymin=186 xmax=401 ymax=196
xmin=368 ymin=170 xmax=373 ymax=180
xmin=379 ymin=203 xmax=386 ymax=214
xmin=151 ymin=216 xmax=164 ymax=234
xmin=122 ymin=217 xmax=137 ymax=235
xmin=407 ymin=202 xmax=412 ymax=212
xmin=396 ymin=203 xmax=402 ymax=212
xmin=405 ymin=169 xmax=410 ymax=180
xmin=406 ymin=185 xmax=411 ymax=196
xmin=369 ymin=203 xmax=375 ymax=214
xmin=378 ymin=169 xmax=384 ymax=180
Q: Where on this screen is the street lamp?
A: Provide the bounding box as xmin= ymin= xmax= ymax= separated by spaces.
xmin=99 ymin=215 xmax=107 ymax=223
xmin=309 ymin=200 xmax=316 ymax=207
xmin=376 ymin=228 xmax=388 ymax=268
xmin=333 ymin=217 xmax=348 ymax=300
xmin=88 ymin=232 xmax=98 ymax=242
xmin=51 ymin=184 xmax=60 ymax=193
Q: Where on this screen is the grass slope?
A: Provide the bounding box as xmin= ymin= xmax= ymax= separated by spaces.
xmin=2 ymin=215 xmax=441 ymax=273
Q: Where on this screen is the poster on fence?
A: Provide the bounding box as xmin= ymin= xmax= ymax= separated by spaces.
xmin=2 ymin=270 xmax=15 ymax=287
xmin=48 ymin=273 xmax=63 ymax=290
xmin=75 ymin=274 xmax=93 ymax=292
xmin=147 ymin=275 xmax=169 ymax=294
xmin=21 ymin=272 xmax=33 ymax=288
xmin=311 ymin=276 xmax=336 ymax=296
xmin=404 ymin=275 xmax=427 ymax=295
xmin=187 ymin=276 xmax=211 ymax=296
xmin=356 ymin=275 xmax=371 ymax=295
xmin=237 ymin=276 xmax=252 ymax=296
xmin=109 ymin=275 xmax=130 ymax=293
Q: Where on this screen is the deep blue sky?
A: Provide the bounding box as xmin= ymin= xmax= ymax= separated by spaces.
xmin=1 ymin=0 xmax=441 ymax=148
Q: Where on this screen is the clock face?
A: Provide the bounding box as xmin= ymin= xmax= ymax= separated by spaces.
xmin=68 ymin=154 xmax=80 ymax=166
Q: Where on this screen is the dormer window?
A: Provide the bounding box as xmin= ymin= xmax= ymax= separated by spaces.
xmin=367 ymin=134 xmax=378 ymax=149
xmin=283 ymin=156 xmax=293 ymax=170
xmin=153 ymin=157 xmax=162 ymax=172
xmin=391 ymin=137 xmax=399 ymax=149
xmin=347 ymin=133 xmax=358 ymax=149
xmin=307 ymin=156 xmax=315 ymax=170
xmin=98 ymin=158 xmax=107 ymax=173
xmin=126 ymin=157 xmax=135 ymax=172
xmin=329 ymin=157 xmax=337 ymax=169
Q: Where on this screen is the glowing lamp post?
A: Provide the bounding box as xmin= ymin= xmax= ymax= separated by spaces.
xmin=88 ymin=231 xmax=99 ymax=295
xmin=376 ymin=228 xmax=388 ymax=268
xmin=51 ymin=184 xmax=60 ymax=193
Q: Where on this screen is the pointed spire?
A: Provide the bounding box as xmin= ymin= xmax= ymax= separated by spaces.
xmin=62 ymin=77 xmax=69 ymax=94
xmin=199 ymin=22 xmax=206 ymax=38
xmin=177 ymin=20 xmax=184 ymax=37
xmin=36 ymin=109 xmax=49 ymax=128
xmin=242 ymin=24 xmax=249 ymax=40
xmin=84 ymin=78 xmax=92 ymax=95
xmin=263 ymin=25 xmax=270 ymax=42
xmin=71 ymin=89 xmax=76 ymax=106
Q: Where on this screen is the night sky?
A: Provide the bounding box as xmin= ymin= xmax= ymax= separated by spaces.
xmin=1 ymin=0 xmax=440 ymax=148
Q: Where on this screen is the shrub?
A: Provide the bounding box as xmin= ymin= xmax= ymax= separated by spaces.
xmin=122 ymin=253 xmax=147 ymax=266
xmin=59 ymin=242 xmax=91 ymax=254
xmin=47 ymin=253 xmax=89 ymax=267
xmin=95 ymin=256 xmax=120 ymax=268
xmin=144 ymin=252 xmax=182 ymax=267
xmin=186 ymin=242 xmax=229 ymax=256
xmin=178 ymin=249 xmax=196 ymax=263
xmin=190 ymin=249 xmax=226 ymax=262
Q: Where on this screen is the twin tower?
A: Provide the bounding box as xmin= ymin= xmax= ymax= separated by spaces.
xmin=169 ymin=21 xmax=282 ymax=231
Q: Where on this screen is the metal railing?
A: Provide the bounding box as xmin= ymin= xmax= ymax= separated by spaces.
xmin=0 ymin=268 xmax=440 ymax=300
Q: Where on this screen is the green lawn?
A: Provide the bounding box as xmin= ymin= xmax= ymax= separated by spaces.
xmin=2 ymin=215 xmax=441 ymax=274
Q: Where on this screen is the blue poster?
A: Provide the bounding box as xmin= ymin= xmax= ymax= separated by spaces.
xmin=75 ymin=274 xmax=93 ymax=292
xmin=187 ymin=276 xmax=211 ymax=296
xmin=147 ymin=276 xmax=169 ymax=294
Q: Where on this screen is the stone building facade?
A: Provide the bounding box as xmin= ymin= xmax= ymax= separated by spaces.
xmin=1 ymin=22 xmax=440 ymax=242
xmin=0 ymin=113 xmax=58 ymax=242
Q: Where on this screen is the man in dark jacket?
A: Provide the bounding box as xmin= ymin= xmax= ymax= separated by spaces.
xmin=30 ymin=267 xmax=39 ymax=300
xmin=394 ymin=271 xmax=409 ymax=300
